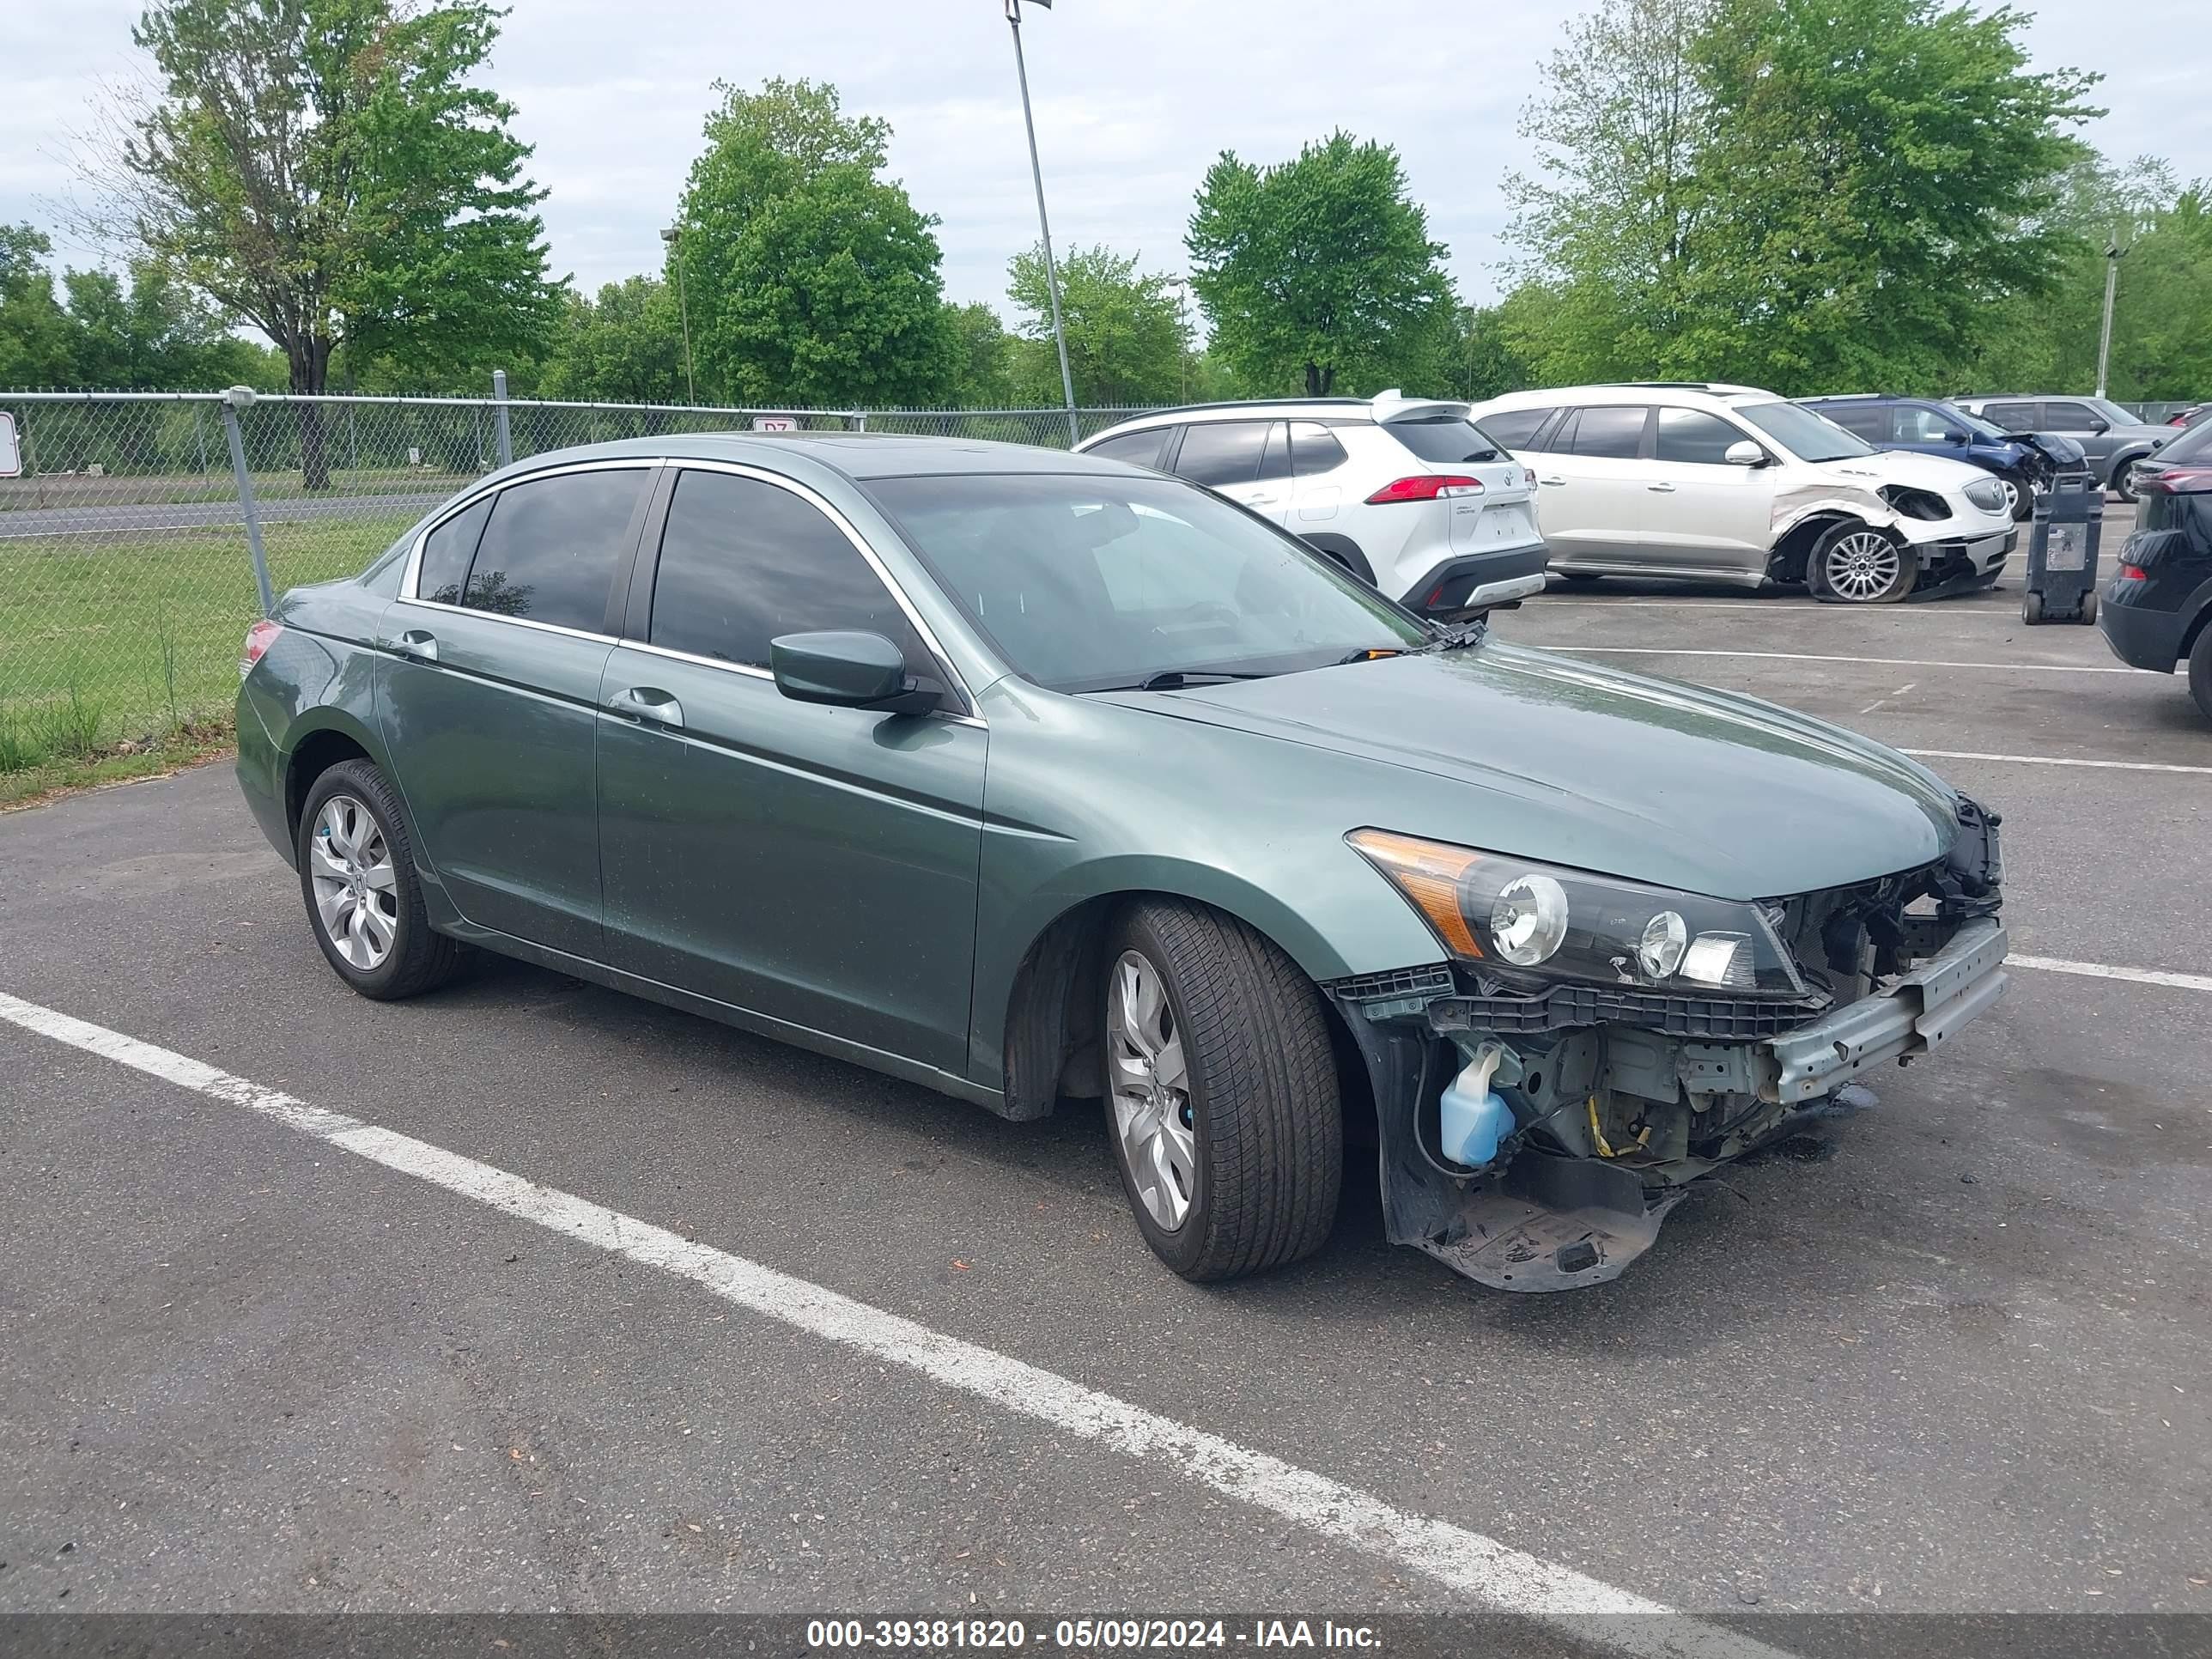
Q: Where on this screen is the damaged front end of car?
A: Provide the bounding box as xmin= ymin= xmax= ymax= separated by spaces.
xmin=1324 ymin=799 xmax=2007 ymax=1291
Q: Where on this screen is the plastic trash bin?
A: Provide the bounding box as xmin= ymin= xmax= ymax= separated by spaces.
xmin=2021 ymin=469 xmax=2102 ymax=624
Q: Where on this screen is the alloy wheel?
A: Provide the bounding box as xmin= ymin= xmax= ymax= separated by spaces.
xmin=1824 ymin=531 xmax=1903 ymax=602
xmin=309 ymin=794 xmax=398 ymax=970
xmin=1107 ymin=948 xmax=1195 ymax=1232
xmin=1998 ymin=477 xmax=2023 ymax=518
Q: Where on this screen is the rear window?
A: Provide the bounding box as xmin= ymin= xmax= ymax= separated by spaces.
xmin=2160 ymin=416 xmax=2212 ymax=465
xmin=1386 ymin=416 xmax=1504 ymax=465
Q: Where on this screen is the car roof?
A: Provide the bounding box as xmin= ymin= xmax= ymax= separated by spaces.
xmin=1078 ymin=390 xmax=1477 ymax=447
xmin=1474 ymin=382 xmax=1778 ymax=409
xmin=476 ymin=430 xmax=1142 ymax=485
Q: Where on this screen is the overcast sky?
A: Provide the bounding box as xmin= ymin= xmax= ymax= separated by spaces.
xmin=7 ymin=0 xmax=2208 ymax=319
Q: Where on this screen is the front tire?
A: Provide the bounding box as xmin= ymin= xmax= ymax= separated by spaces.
xmin=1813 ymin=523 xmax=1917 ymax=604
xmin=1996 ymin=471 xmax=2033 ymax=521
xmin=2189 ymin=624 xmax=2212 ymax=725
xmin=296 ymin=758 xmax=464 ymax=1000
xmin=2112 ymin=456 xmax=2144 ymax=503
xmin=1101 ymin=902 xmax=1342 ymax=1281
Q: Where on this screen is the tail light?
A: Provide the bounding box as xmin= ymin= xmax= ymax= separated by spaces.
xmin=2117 ymin=563 xmax=2148 ymax=582
xmin=2136 ymin=465 xmax=2212 ymax=495
xmin=1365 ymin=474 xmax=1483 ymax=505
xmin=240 ymin=618 xmax=283 ymax=679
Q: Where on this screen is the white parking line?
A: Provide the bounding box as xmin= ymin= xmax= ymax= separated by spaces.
xmin=2012 ymin=956 xmax=2212 ymax=994
xmin=1899 ymin=749 xmax=2212 ymax=776
xmin=1533 ymin=599 xmax=2013 ymax=615
xmin=1564 ymin=647 xmax=2131 ymax=674
xmin=0 ymin=989 xmax=1787 ymax=1659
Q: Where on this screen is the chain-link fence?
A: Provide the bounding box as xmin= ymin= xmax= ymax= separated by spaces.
xmin=0 ymin=387 xmax=1154 ymax=775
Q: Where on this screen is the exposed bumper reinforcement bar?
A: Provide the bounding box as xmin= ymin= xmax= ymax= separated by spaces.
xmin=1765 ymin=919 xmax=2008 ymax=1103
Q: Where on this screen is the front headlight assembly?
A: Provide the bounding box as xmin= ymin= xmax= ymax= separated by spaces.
xmin=1961 ymin=476 xmax=2008 ymax=514
xmin=1349 ymin=829 xmax=1808 ymax=999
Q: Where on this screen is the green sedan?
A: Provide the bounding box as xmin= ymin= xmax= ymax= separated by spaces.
xmin=237 ymin=434 xmax=2008 ymax=1291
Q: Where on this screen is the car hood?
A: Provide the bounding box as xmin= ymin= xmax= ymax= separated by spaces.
xmin=1102 ymin=642 xmax=1958 ymax=899
xmin=1813 ymin=449 xmax=1991 ymax=495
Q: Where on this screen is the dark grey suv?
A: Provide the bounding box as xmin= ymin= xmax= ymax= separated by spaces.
xmin=1951 ymin=395 xmax=2172 ymax=501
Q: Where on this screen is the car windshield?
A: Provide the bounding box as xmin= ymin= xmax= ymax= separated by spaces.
xmin=1384 ymin=415 xmax=1504 ymax=465
xmin=1736 ymin=399 xmax=1877 ymax=462
xmin=868 ymin=472 xmax=1428 ymax=694
xmin=2085 ymin=398 xmax=2137 ymax=427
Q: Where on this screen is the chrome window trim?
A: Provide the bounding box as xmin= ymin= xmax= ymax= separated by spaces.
xmin=391 ymin=592 xmax=618 ymax=647
xmin=398 ymin=457 xmax=665 ymax=603
xmin=653 ymin=458 xmax=980 ymax=720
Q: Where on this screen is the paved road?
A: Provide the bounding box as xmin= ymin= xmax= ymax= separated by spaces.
xmin=1 ymin=564 xmax=2206 ymax=1640
xmin=0 ymin=489 xmax=447 ymax=540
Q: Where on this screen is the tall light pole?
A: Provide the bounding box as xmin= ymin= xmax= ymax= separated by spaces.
xmin=661 ymin=224 xmax=696 ymax=406
xmin=1005 ymin=0 xmax=1079 ymax=445
xmin=1161 ymin=274 xmax=1193 ymax=402
xmin=2094 ymin=233 xmax=2127 ymax=400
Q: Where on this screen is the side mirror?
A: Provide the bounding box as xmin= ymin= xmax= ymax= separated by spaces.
xmin=1723 ymin=440 xmax=1765 ymax=467
xmin=2086 ymin=417 xmax=2109 ymax=434
xmin=769 ymin=630 xmax=938 ymax=714
xmin=1943 ymin=428 xmax=1970 ymax=445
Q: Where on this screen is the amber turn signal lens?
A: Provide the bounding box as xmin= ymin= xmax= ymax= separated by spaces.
xmin=1347 ymin=828 xmax=1484 ymax=959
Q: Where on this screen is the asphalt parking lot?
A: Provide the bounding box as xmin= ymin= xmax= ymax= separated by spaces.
xmin=3 ymin=504 xmax=2208 ymax=1642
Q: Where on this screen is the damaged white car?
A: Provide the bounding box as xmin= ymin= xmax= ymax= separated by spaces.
xmin=1470 ymin=383 xmax=2020 ymax=603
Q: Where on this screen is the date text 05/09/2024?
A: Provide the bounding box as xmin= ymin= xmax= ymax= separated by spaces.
xmin=805 ymin=1618 xmax=1382 ymax=1650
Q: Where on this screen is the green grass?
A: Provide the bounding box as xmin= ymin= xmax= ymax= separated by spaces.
xmin=0 ymin=514 xmax=412 ymax=786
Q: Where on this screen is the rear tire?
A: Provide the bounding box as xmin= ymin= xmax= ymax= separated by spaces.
xmin=1100 ymin=901 xmax=1342 ymax=1282
xmin=2189 ymin=624 xmax=2212 ymax=725
xmin=296 ymin=758 xmax=464 ymax=1000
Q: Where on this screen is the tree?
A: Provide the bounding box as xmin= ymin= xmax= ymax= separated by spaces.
xmin=1006 ymin=244 xmax=1188 ymax=407
xmin=1675 ymin=0 xmax=2097 ymax=392
xmin=105 ymin=0 xmax=562 ymax=483
xmin=945 ymin=301 xmax=1015 ymax=408
xmin=1504 ymin=0 xmax=1716 ymax=381
xmin=676 ymin=78 xmax=958 ymax=407
xmin=538 ymin=277 xmax=690 ymax=405
xmin=0 ymin=227 xmax=78 ymax=387
xmin=1187 ymin=131 xmax=1456 ymax=397
xmin=61 ymin=259 xmax=270 ymax=388
xmin=1505 ymin=0 xmax=2098 ymax=393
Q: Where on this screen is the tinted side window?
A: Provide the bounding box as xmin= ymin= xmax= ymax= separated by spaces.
xmin=1174 ymin=421 xmax=1272 ymax=486
xmin=1898 ymin=405 xmax=1964 ymax=443
xmin=1565 ymin=405 xmax=1650 ymax=459
xmin=1290 ymin=422 xmax=1349 ymax=476
xmin=1255 ymin=422 xmax=1292 ymax=482
xmin=1480 ymin=407 xmax=1557 ymax=450
xmin=1814 ymin=404 xmax=1887 ymax=441
xmin=1086 ymin=428 xmax=1169 ymax=470
xmin=464 ymin=468 xmax=648 ymax=629
xmin=1983 ymin=401 xmax=2039 ymax=428
xmin=1656 ymin=407 xmax=1749 ymax=463
xmin=2045 ymin=401 xmax=2099 ymax=429
xmin=416 ymin=495 xmax=492 ymax=605
xmin=649 ymin=470 xmax=927 ymax=672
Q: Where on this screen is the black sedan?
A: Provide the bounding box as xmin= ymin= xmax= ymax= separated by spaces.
xmin=2100 ymin=414 xmax=2212 ymax=720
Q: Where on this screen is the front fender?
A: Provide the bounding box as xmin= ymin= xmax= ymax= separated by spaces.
xmin=963 ymin=680 xmax=1449 ymax=1095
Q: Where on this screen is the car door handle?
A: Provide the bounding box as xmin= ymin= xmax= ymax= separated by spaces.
xmin=380 ymin=629 xmax=438 ymax=661
xmin=1539 ymin=475 xmax=1565 ymax=486
xmin=1647 ymin=482 xmax=1677 ymax=493
xmin=610 ymin=686 xmax=684 ymax=729
xmin=1240 ymin=491 xmax=1279 ymax=505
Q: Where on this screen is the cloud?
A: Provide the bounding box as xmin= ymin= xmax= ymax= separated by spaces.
xmin=3 ymin=0 xmax=2205 ymax=322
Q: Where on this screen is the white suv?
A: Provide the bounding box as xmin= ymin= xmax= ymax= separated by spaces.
xmin=1468 ymin=383 xmax=2018 ymax=603
xmin=1076 ymin=392 xmax=1549 ymax=615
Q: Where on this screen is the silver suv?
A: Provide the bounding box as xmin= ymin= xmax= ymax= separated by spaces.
xmin=1468 ymin=383 xmax=2019 ymax=604
xmin=1077 ymin=393 xmax=1549 ymax=615
xmin=1950 ymin=395 xmax=2172 ymax=501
